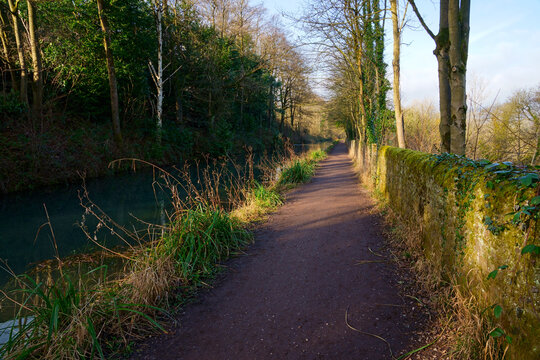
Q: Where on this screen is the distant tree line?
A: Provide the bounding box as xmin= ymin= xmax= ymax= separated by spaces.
xmin=301 ymin=0 xmax=392 ymax=146
xmin=303 ymin=0 xmax=475 ymax=156
xmin=404 ymin=84 xmax=540 ymax=165
xmin=0 ymin=0 xmax=317 ymax=155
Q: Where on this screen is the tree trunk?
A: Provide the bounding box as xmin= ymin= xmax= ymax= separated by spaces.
xmin=448 ymin=0 xmax=470 ymax=155
xmin=532 ymin=133 xmax=540 ymax=166
xmin=409 ymin=0 xmax=470 ymax=154
xmin=390 ymin=0 xmax=405 ymax=148
xmin=7 ymin=0 xmax=27 ymax=105
xmin=155 ymin=0 xmax=163 ymax=144
xmin=435 ymin=0 xmax=451 ymax=153
xmin=267 ymin=80 xmax=274 ymax=129
xmin=27 ymin=0 xmax=43 ymax=122
xmin=0 ymin=10 xmax=17 ymax=92
xmin=290 ymin=99 xmax=295 ymax=129
xmin=357 ymin=56 xmax=367 ymax=142
xmin=96 ymin=0 xmax=122 ymax=145
xmin=175 ymin=88 xmax=183 ymax=123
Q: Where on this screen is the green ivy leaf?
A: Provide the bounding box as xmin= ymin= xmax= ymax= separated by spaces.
xmin=485 ymin=163 xmax=500 ymax=171
xmin=518 ymin=173 xmax=539 ymax=187
xmin=505 ymin=335 xmax=513 ymax=344
xmin=487 ymin=269 xmax=498 ymax=279
xmin=486 ymin=181 xmax=495 ymax=189
xmin=488 ymin=265 xmax=508 ymax=279
xmin=494 ymin=305 xmax=502 ymax=318
xmin=530 ymin=196 xmax=540 ymax=205
xmin=521 ymin=244 xmax=540 ymax=255
xmin=489 ymin=328 xmax=505 ymax=338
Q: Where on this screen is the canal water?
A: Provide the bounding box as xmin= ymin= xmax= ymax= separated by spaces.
xmin=0 ymin=143 xmax=329 ymax=286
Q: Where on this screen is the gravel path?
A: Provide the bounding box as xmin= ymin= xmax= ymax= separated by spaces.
xmin=131 ymin=143 xmax=422 ymax=359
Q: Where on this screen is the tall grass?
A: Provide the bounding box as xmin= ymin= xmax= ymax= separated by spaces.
xmin=309 ymin=149 xmax=327 ymax=162
xmin=0 ymin=141 xmax=334 ymax=359
xmin=277 ymin=160 xmax=316 ymax=185
xmin=379 ymin=205 xmax=509 ymax=359
xmin=157 ymin=206 xmax=252 ymax=283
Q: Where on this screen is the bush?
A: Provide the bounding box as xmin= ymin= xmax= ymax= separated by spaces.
xmin=0 ymin=91 xmax=26 ymax=118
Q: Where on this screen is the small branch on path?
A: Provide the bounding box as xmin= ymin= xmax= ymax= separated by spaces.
xmin=368 ymin=247 xmax=385 ymax=258
xmin=345 ymin=306 xmax=395 ymax=359
xmin=355 ymin=260 xmax=388 ymax=265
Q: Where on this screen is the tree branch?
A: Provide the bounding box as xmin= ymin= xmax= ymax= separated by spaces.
xmin=408 ymin=0 xmax=435 ymax=40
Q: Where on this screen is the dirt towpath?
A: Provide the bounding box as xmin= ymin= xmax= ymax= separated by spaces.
xmin=132 ymin=143 xmax=423 ymax=359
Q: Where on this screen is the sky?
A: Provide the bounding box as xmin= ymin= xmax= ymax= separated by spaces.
xmin=261 ymin=0 xmax=540 ymax=106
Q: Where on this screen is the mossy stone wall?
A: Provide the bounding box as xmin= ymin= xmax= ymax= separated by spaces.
xmin=348 ymin=141 xmax=539 ymax=359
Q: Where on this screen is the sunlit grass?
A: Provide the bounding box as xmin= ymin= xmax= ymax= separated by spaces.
xmin=0 ymin=141 xmax=335 ymax=359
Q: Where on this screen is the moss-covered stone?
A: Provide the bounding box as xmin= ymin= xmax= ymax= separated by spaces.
xmin=348 ymin=141 xmax=540 ymax=359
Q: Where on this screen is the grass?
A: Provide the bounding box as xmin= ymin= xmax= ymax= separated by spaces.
xmin=310 ymin=149 xmax=328 ymax=162
xmin=372 ymin=200 xmax=509 ymax=360
xmin=0 ymin=141 xmax=336 ymax=359
xmin=277 ymin=159 xmax=316 ymax=186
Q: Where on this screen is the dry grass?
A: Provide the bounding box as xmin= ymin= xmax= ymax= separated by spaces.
xmin=375 ymin=202 xmax=508 ymax=360
xmin=0 ymin=141 xmax=335 ymax=359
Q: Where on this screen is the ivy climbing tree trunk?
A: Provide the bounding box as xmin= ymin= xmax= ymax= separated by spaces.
xmin=7 ymin=0 xmax=28 ymax=105
xmin=27 ymin=0 xmax=43 ymax=122
xmin=96 ymin=0 xmax=123 ymax=145
xmin=346 ymin=0 xmax=367 ymax=142
xmin=390 ymin=0 xmax=405 ymax=148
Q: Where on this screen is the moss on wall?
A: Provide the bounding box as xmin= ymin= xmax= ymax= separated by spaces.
xmin=348 ymin=141 xmax=539 ymax=359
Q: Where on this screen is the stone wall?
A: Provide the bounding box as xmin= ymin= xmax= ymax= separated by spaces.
xmin=348 ymin=140 xmax=539 ymax=359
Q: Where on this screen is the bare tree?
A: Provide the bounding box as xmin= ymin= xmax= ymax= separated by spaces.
xmin=465 ymin=77 xmax=497 ymax=159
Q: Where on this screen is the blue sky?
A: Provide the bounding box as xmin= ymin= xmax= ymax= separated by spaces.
xmin=261 ymin=0 xmax=540 ymax=105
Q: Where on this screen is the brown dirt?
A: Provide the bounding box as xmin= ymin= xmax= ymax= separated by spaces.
xmin=130 ymin=143 xmax=437 ymax=359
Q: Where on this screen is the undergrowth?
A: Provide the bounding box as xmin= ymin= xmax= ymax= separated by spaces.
xmin=0 ymin=141 xmax=335 ymax=359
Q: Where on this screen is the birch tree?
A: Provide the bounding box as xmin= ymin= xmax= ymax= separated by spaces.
xmin=149 ymin=0 xmax=164 ymax=144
